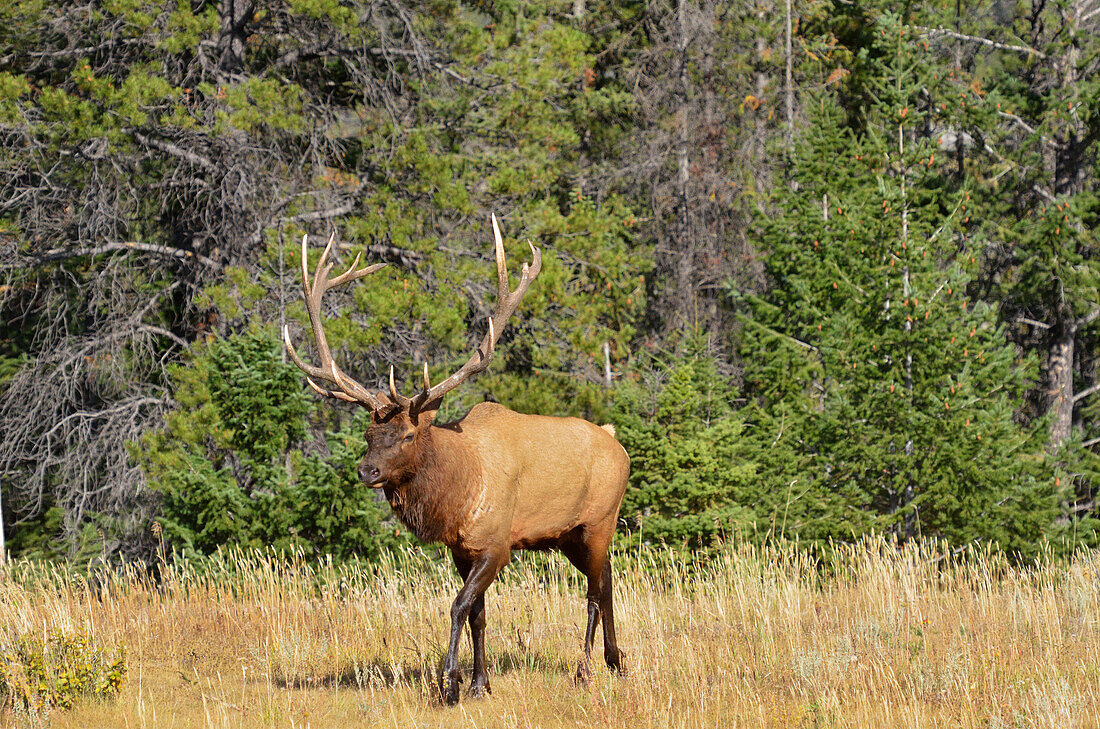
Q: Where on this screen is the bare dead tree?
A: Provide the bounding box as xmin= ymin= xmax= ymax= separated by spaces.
xmin=0 ymin=474 xmax=6 ymax=563
xmin=617 ymin=0 xmax=768 ymax=352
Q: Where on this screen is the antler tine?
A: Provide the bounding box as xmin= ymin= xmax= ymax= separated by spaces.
xmin=388 ymin=365 xmax=399 ymax=401
xmin=492 ymin=213 xmax=509 ymax=302
xmin=301 ymin=231 xmax=336 ymax=296
xmin=331 ymin=363 xmax=389 ymax=406
xmin=283 ymin=324 xmax=325 ymax=379
xmin=387 ymin=364 xmax=412 ymax=406
xmin=317 ymin=230 xmax=336 ymax=277
xmin=299 ymin=234 xmax=311 ymax=295
xmin=306 ymin=376 xmax=358 ymax=403
xmin=408 ymin=215 xmax=542 ymax=414
xmin=285 ymin=232 xmax=388 ymax=412
xmin=329 ymin=254 xmax=387 ymax=289
xmin=329 ymin=250 xmax=363 ymax=287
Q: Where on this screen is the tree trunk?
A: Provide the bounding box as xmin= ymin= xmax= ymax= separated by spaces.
xmin=218 ymin=0 xmax=253 ymax=77
xmin=1040 ymin=1 xmax=1090 ymax=451
xmin=1048 ymin=321 xmax=1076 ymax=449
xmin=674 ymin=0 xmax=693 ymax=324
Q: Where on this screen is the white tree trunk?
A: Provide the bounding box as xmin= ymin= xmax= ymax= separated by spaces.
xmin=0 ymin=478 xmax=6 ymax=563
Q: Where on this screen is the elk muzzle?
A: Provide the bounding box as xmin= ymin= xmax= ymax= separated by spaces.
xmin=358 ymin=461 xmax=383 ymax=487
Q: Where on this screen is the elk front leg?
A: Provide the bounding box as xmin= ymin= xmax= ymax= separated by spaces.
xmin=452 ymin=553 xmax=491 ymax=697
xmin=441 ymin=550 xmax=506 ymax=705
xmin=467 ymin=593 xmax=489 ymax=696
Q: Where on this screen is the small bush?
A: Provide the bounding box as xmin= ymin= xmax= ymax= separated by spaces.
xmin=0 ymin=629 xmax=126 ymax=719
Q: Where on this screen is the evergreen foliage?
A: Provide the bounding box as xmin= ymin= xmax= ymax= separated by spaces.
xmin=133 ymin=330 xmax=406 ymax=559
xmin=610 ymin=336 xmax=757 ymax=546
xmin=2 ymin=0 xmax=1099 ymax=561
xmin=738 ymin=14 xmax=1060 ymax=555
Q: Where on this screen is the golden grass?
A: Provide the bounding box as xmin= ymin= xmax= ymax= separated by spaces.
xmin=2 ymin=539 xmax=1100 ymax=728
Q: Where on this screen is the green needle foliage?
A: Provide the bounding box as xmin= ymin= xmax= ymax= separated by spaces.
xmin=132 ymin=329 xmax=406 ymax=560
xmin=4 ymin=0 xmax=1100 ymax=561
xmin=610 ymin=335 xmax=757 ymax=547
xmin=738 ymin=14 xmax=1060 ymax=556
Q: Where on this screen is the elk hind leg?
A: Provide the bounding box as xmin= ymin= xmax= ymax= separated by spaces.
xmin=561 ymin=537 xmax=607 ymax=685
xmin=598 ymin=558 xmax=624 ymax=673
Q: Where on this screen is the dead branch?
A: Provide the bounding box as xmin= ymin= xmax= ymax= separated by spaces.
xmin=917 ymin=26 xmax=1048 ymax=58
xmin=4 ymin=242 xmax=221 ymax=271
xmin=131 ymin=131 xmax=217 ymax=173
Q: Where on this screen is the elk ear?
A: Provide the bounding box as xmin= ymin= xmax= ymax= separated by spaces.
xmin=412 ymin=396 xmax=444 ymax=427
xmin=373 ymin=407 xmax=400 ymax=424
xmin=372 ymin=392 xmax=401 ymax=423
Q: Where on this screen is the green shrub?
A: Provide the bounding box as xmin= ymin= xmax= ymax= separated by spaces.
xmin=134 ymin=327 xmax=407 ymax=560
xmin=0 ymin=629 xmax=126 ymax=719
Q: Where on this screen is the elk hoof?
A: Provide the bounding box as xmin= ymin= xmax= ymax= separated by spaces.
xmin=440 ymin=671 xmax=463 ymax=706
xmin=574 ymin=660 xmax=593 ymax=686
xmin=469 ymin=675 xmax=492 ymax=698
xmin=605 ymin=648 xmax=626 ymax=674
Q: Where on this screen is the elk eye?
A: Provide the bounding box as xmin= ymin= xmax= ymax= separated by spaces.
xmin=402 ymin=433 xmax=415 ymax=444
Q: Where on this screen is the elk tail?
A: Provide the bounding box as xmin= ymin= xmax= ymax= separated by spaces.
xmin=600 ymin=423 xmax=617 ymax=438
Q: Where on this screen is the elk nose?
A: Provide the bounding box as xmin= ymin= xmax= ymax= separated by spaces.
xmin=358 ymin=462 xmax=380 ymax=483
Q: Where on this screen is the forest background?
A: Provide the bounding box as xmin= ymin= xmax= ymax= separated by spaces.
xmin=1 ymin=0 xmax=1099 ymax=564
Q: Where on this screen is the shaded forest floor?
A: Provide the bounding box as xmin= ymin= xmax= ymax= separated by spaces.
xmin=3 ymin=540 xmax=1100 ymax=728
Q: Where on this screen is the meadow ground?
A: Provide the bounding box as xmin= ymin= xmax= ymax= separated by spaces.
xmin=2 ymin=539 xmax=1100 ymax=728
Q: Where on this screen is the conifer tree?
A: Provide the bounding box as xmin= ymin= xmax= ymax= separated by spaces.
xmin=738 ymin=13 xmax=1058 ymax=553
xmin=610 ymin=334 xmax=757 ymax=546
xmin=924 ymin=0 xmax=1100 ymax=528
xmin=132 ymin=329 xmax=407 ymax=559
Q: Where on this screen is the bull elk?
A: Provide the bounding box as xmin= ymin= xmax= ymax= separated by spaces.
xmin=283 ymin=217 xmax=629 ymax=704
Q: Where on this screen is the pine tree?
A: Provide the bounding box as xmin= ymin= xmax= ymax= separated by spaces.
xmin=962 ymin=0 xmax=1100 ymax=453
xmin=738 ymin=13 xmax=1058 ymax=554
xmin=260 ymin=0 xmax=652 ymax=425
xmin=924 ymin=0 xmax=1100 ymax=528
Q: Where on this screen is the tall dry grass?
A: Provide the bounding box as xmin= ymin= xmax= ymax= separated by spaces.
xmin=2 ymin=539 xmax=1099 ymax=728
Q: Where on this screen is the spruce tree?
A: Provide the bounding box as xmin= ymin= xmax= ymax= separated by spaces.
xmin=133 ymin=329 xmax=407 ymax=560
xmin=610 ymin=334 xmax=757 ymax=547
xmin=738 ymin=13 xmax=1057 ymax=554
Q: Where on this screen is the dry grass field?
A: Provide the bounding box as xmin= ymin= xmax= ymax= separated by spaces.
xmin=2 ymin=539 xmax=1100 ymax=728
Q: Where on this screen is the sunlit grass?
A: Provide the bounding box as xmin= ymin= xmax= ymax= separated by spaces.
xmin=2 ymin=538 xmax=1100 ymax=727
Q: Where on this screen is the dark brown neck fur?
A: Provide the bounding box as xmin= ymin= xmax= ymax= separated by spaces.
xmin=382 ymin=425 xmax=477 ymax=545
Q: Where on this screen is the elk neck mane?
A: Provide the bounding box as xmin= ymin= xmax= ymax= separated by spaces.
xmin=382 ymin=423 xmax=479 ymax=545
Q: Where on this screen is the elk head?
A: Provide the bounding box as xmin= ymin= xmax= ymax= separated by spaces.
xmin=283 ymin=216 xmax=542 ymax=487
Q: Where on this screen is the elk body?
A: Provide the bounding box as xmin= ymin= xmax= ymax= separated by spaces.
xmin=283 ymin=218 xmax=629 ymax=704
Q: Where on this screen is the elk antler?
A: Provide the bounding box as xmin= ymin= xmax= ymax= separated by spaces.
xmin=283 ymin=232 xmax=392 ymax=413
xmin=406 ymin=214 xmax=542 ymax=414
